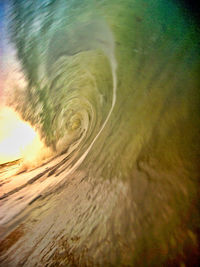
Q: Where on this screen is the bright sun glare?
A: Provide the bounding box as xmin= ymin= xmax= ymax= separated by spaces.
xmin=0 ymin=107 xmax=51 ymax=165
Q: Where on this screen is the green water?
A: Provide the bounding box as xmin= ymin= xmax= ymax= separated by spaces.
xmin=0 ymin=0 xmax=200 ymax=266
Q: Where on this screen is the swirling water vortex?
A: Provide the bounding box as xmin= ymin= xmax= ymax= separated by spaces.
xmin=45 ymin=19 xmax=117 ymax=174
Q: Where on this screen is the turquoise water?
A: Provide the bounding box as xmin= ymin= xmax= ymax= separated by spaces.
xmin=0 ymin=0 xmax=200 ymax=266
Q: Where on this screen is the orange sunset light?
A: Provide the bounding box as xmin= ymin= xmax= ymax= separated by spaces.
xmin=0 ymin=106 xmax=51 ymax=165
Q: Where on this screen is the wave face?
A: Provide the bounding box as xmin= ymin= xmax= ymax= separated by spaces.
xmin=0 ymin=0 xmax=200 ymax=266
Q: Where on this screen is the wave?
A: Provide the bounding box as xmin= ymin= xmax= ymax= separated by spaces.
xmin=0 ymin=0 xmax=200 ymax=266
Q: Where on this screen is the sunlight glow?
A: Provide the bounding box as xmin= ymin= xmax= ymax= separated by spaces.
xmin=0 ymin=107 xmax=52 ymax=166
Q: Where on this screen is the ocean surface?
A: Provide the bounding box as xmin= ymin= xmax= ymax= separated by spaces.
xmin=0 ymin=0 xmax=200 ymax=266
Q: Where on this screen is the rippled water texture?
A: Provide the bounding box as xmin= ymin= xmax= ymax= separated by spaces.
xmin=0 ymin=0 xmax=200 ymax=266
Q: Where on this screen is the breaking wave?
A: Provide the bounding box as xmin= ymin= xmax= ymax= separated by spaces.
xmin=0 ymin=0 xmax=200 ymax=266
